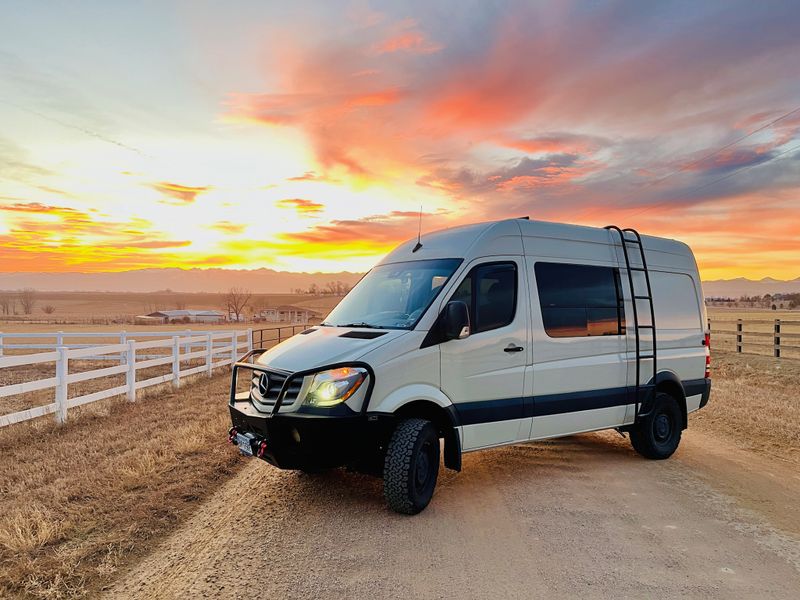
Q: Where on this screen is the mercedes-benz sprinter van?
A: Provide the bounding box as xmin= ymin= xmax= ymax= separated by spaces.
xmin=228 ymin=218 xmax=711 ymax=514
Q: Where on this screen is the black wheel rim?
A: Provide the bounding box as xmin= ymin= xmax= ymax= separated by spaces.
xmin=414 ymin=441 xmax=435 ymax=489
xmin=653 ymin=412 xmax=672 ymax=443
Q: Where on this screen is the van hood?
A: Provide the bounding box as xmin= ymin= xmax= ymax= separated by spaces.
xmin=255 ymin=326 xmax=409 ymax=372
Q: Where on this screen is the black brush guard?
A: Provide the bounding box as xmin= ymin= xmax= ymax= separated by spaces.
xmin=228 ymin=350 xmax=390 ymax=471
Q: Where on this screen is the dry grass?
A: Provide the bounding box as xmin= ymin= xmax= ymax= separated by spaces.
xmin=0 ymin=372 xmax=241 ymax=599
xmin=691 ymin=350 xmax=800 ymax=463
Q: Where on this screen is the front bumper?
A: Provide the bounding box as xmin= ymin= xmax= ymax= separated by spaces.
xmin=229 ymin=404 xmax=389 ymax=469
xmin=228 ymin=351 xmax=390 ymax=470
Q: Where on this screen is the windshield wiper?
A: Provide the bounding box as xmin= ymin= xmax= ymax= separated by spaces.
xmin=338 ymin=322 xmax=381 ymax=329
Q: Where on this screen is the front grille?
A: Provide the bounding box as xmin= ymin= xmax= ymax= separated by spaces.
xmin=250 ymin=368 xmax=302 ymax=409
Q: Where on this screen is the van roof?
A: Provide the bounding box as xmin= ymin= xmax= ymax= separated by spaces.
xmin=379 ymin=217 xmax=695 ymax=272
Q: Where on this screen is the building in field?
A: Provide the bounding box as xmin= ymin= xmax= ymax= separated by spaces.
xmin=134 ymin=309 xmax=226 ymax=325
xmin=257 ymin=305 xmax=320 ymax=324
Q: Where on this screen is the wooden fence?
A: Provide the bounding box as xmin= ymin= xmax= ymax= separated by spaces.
xmin=708 ymin=318 xmax=800 ymax=359
xmin=0 ymin=329 xmax=252 ymax=428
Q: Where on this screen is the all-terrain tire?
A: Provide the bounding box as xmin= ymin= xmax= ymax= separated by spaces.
xmin=383 ymin=418 xmax=440 ymax=515
xmin=629 ymin=391 xmax=683 ymax=460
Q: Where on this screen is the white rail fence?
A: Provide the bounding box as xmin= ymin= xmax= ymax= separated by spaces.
xmin=0 ymin=329 xmax=252 ymax=428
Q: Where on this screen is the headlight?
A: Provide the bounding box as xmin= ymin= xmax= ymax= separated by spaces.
xmin=301 ymin=367 xmax=367 ymax=408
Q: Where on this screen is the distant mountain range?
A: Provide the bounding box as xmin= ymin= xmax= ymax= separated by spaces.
xmin=0 ymin=270 xmax=798 ymax=297
xmin=0 ymin=268 xmax=364 ymax=294
xmin=702 ymin=277 xmax=800 ymax=298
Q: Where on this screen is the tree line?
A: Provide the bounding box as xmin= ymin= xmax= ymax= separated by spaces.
xmin=292 ymin=281 xmax=352 ymax=296
xmin=707 ymin=293 xmax=800 ymax=309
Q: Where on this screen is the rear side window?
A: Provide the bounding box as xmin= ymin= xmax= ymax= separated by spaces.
xmin=451 ymin=262 xmax=517 ymax=333
xmin=535 ymin=262 xmax=625 ymax=337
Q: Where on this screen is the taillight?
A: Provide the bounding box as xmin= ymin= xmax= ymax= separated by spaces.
xmin=704 ymin=333 xmax=711 ymax=378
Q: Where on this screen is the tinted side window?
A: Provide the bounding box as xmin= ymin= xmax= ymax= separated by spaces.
xmin=451 ymin=263 xmax=517 ymax=333
xmin=535 ymin=262 xmax=625 ymax=337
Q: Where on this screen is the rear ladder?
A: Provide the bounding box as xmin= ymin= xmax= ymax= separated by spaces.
xmin=605 ymin=225 xmax=657 ymax=421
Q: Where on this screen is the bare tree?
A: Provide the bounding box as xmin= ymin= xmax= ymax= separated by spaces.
xmin=42 ymin=304 xmax=56 ymax=314
xmin=223 ymin=287 xmax=252 ymax=322
xmin=0 ymin=294 xmax=12 ymax=315
xmin=19 ymin=288 xmax=37 ymax=315
xmin=175 ymin=300 xmax=187 ymax=310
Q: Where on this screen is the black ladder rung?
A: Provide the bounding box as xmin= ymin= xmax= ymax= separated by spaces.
xmin=634 ymin=295 xmax=652 ymax=300
xmin=639 ymin=354 xmax=655 ymax=359
xmin=637 ymin=325 xmax=654 ymax=329
xmin=628 ymin=267 xmax=647 ymax=271
xmin=624 ymin=238 xmax=644 ymax=245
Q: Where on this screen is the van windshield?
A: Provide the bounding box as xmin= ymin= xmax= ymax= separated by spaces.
xmin=321 ymin=258 xmax=462 ymax=330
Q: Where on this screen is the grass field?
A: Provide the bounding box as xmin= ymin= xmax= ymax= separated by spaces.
xmin=0 ymin=291 xmax=342 ymax=324
xmin=0 ymin=349 xmax=798 ymax=598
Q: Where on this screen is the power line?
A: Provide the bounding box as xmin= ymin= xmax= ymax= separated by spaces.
xmin=632 ymin=105 xmax=800 ymax=193
xmin=0 ymin=98 xmax=148 ymax=157
xmin=621 ymin=142 xmax=800 ymax=220
xmin=575 ymin=104 xmax=800 ymax=221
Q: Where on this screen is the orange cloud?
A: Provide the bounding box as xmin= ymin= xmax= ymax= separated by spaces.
xmin=0 ymin=201 xmax=194 ymax=272
xmin=499 ymin=134 xmax=608 ymax=155
xmin=276 ymin=198 xmax=325 ymax=216
xmin=374 ymin=30 xmax=442 ymax=55
xmin=208 ymin=221 xmax=246 ymax=234
xmin=151 ymin=182 xmax=211 ymax=204
xmin=274 ymin=210 xmax=449 ymax=256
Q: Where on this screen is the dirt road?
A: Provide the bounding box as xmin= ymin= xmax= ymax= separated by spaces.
xmin=106 ymin=430 xmax=800 ymax=599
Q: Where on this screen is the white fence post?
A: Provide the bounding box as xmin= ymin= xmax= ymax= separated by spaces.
xmin=120 ymin=330 xmax=127 ymax=365
xmin=230 ymin=331 xmax=237 ymax=365
xmin=172 ymin=336 xmax=181 ymax=388
xmin=126 ymin=340 xmax=136 ymax=402
xmin=55 ymin=346 xmax=69 ymax=424
xmin=247 ymin=328 xmax=253 ymax=353
xmin=206 ymin=333 xmax=213 ymax=376
xmin=56 ymin=330 xmax=64 ymax=348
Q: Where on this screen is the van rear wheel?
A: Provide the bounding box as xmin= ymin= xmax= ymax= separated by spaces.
xmin=629 ymin=392 xmax=682 ymax=460
xmin=383 ymin=418 xmax=440 ymax=515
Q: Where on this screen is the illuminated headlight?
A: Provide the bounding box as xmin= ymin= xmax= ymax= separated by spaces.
xmin=301 ymin=367 xmax=367 ymax=408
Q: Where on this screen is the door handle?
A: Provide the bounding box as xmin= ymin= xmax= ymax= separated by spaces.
xmin=504 ymin=344 xmax=524 ymax=353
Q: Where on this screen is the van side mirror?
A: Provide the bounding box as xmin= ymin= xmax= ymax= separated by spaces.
xmin=442 ymin=301 xmax=470 ymax=341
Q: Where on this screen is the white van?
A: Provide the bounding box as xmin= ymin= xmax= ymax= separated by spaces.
xmin=228 ymin=218 xmax=711 ymax=514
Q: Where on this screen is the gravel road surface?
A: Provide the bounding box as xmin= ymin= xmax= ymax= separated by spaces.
xmin=106 ymin=430 xmax=800 ymax=599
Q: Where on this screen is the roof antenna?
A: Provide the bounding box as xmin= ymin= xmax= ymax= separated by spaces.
xmin=412 ymin=204 xmax=423 ymax=252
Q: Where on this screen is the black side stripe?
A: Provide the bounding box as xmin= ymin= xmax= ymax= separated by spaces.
xmin=455 ymin=386 xmax=629 ymax=426
xmin=454 ymin=379 xmax=709 ymax=427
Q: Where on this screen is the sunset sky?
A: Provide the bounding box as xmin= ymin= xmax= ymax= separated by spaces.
xmin=1 ymin=1 xmax=799 ymax=280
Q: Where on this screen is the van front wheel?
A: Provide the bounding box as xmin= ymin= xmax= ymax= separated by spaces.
xmin=383 ymin=418 xmax=440 ymax=515
xmin=629 ymin=392 xmax=682 ymax=460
